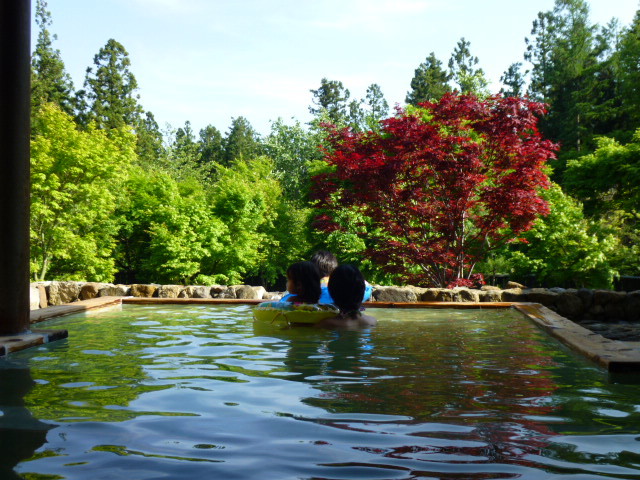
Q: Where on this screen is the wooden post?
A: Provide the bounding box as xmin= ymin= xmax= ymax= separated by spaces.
xmin=0 ymin=0 xmax=31 ymax=335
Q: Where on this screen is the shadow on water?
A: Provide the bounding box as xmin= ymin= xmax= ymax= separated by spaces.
xmin=0 ymin=363 xmax=55 ymax=480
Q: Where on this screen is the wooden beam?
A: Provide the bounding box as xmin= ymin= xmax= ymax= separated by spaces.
xmin=0 ymin=0 xmax=31 ymax=335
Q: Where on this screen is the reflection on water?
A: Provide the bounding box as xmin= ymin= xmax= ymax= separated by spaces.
xmin=0 ymin=365 xmax=54 ymax=480
xmin=0 ymin=304 xmax=639 ymax=479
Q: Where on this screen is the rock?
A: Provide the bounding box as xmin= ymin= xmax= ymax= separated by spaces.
xmin=179 ymin=286 xmax=211 ymax=299
xmin=548 ymin=287 xmax=567 ymax=294
xmin=453 ymin=288 xmax=480 ymax=302
xmin=480 ymin=285 xmax=501 ymax=292
xmin=372 ymin=286 xmax=418 ymax=303
xmin=506 ymin=281 xmax=526 ymax=289
xmin=501 ymin=288 xmax=524 ymax=302
xmin=263 ymin=292 xmax=283 ymax=300
xmin=407 ymin=286 xmax=429 ymax=298
xmin=48 ymin=281 xmax=82 ymax=305
xmin=521 ymin=288 xmax=558 ymax=308
xmin=210 ymin=285 xmax=235 ymax=299
xmin=624 ymin=291 xmax=640 ymax=321
xmin=604 ymin=302 xmax=626 ymax=321
xmin=157 ymin=285 xmax=184 ymax=298
xmin=252 ymin=286 xmax=267 ymax=299
xmin=29 ymin=286 xmax=41 ymax=310
xmin=234 ymin=285 xmax=265 ymax=300
xmin=577 ymin=288 xmax=594 ymax=310
xmin=479 ymin=289 xmax=503 ymax=302
xmin=589 ymin=304 xmax=605 ymax=319
xmin=38 ymin=284 xmax=48 ymax=308
xmin=80 ymin=282 xmax=104 ymax=300
xmin=593 ymin=290 xmax=626 ymax=306
xmin=420 ymin=288 xmax=455 ymax=302
xmin=98 ymin=284 xmax=130 ymax=297
xmin=130 ymin=284 xmax=158 ymax=298
xmin=555 ymin=292 xmax=584 ymax=319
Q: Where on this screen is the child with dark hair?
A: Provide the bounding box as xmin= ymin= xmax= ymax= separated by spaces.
xmin=283 ymin=261 xmax=321 ymax=304
xmin=310 ymin=250 xmax=339 ymax=304
xmin=310 ymin=250 xmax=373 ymax=304
xmin=317 ymin=264 xmax=377 ymax=329
xmin=310 ymin=250 xmax=338 ymax=278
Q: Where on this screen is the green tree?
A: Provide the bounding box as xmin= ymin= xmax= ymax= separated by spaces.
xmin=262 ymin=118 xmax=323 ymax=204
xmin=500 ymin=62 xmax=526 ymax=97
xmin=136 ymin=111 xmax=165 ymax=166
xmin=525 ymin=10 xmax=557 ymax=103
xmin=205 ymin=156 xmax=311 ymax=285
xmin=505 ymin=183 xmax=619 ymax=288
xmin=173 ymin=121 xmax=200 ymax=167
xmin=577 ymin=19 xmax=626 ymax=141
xmin=448 ymin=38 xmax=489 ymax=95
xmin=362 ymin=84 xmax=389 ymax=131
xmin=114 ymin=169 xmax=224 ymax=284
xmin=347 ymin=97 xmax=365 ymax=131
xmin=30 ymin=103 xmax=136 ymax=281
xmin=309 ymin=78 xmax=351 ymax=125
xmin=343 ymin=84 xmax=389 ymax=132
xmin=617 ymin=11 xmax=640 ymax=133
xmin=30 ymin=0 xmax=76 ymax=119
xmin=564 ymin=131 xmax=640 ymax=215
xmin=223 ymin=116 xmax=260 ymax=166
xmin=406 ymin=52 xmax=451 ymax=105
xmin=198 ymin=124 xmax=225 ymax=176
xmin=525 ymin=0 xmax=598 ymax=154
xmin=82 ymin=38 xmax=143 ymax=130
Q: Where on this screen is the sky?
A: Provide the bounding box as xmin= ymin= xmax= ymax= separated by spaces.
xmin=33 ymin=0 xmax=640 ymax=137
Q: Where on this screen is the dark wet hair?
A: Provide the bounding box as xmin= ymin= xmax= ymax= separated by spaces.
xmin=310 ymin=250 xmax=338 ymax=278
xmin=287 ymin=261 xmax=321 ymax=304
xmin=328 ymin=264 xmax=365 ymax=316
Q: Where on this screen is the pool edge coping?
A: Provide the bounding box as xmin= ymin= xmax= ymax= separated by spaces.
xmin=2 ymin=296 xmax=638 ymax=373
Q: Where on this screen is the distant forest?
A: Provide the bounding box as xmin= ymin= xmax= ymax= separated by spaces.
xmin=30 ymin=0 xmax=640 ymax=289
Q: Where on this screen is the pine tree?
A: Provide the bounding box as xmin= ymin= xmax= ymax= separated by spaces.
xmin=363 ymin=84 xmax=389 ymax=130
xmin=525 ymin=0 xmax=598 ymax=153
xmin=500 ymin=62 xmax=526 ymax=97
xmin=448 ymin=38 xmax=489 ymax=95
xmin=309 ymin=78 xmax=351 ymax=125
xmin=31 ymin=0 xmax=76 ymax=117
xmin=198 ymin=124 xmax=225 ymax=172
xmin=83 ymin=38 xmax=143 ymax=130
xmin=525 ymin=11 xmax=557 ymax=103
xmin=617 ymin=11 xmax=640 ymax=133
xmin=223 ymin=117 xmax=260 ymax=165
xmin=172 ymin=121 xmax=200 ymax=168
xmin=406 ymin=52 xmax=450 ymax=105
xmin=577 ymin=19 xmax=625 ymax=141
xmin=136 ymin=111 xmax=165 ymax=165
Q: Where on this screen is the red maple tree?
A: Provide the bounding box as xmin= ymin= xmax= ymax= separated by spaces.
xmin=312 ymin=93 xmax=557 ymax=287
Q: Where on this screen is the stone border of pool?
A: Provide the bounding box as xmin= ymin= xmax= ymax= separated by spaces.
xmin=1 ymin=296 xmax=639 ymax=373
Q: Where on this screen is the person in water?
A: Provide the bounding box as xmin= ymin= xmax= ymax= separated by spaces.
xmin=316 ymin=264 xmax=377 ymax=329
xmin=310 ymin=250 xmax=373 ymax=304
xmin=283 ymin=261 xmax=321 ymax=304
xmin=310 ymin=250 xmax=339 ymax=304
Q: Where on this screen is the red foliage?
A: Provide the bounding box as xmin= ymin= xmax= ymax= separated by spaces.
xmin=447 ymin=273 xmax=486 ymax=289
xmin=312 ymin=93 xmax=557 ymax=287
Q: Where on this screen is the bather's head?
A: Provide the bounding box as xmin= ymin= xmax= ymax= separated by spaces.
xmin=286 ymin=261 xmax=321 ymax=304
xmin=328 ymin=264 xmax=365 ymax=316
xmin=310 ymin=250 xmax=338 ymax=279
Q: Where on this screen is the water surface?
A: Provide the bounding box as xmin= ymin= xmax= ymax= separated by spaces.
xmin=1 ymin=304 xmax=639 ymax=479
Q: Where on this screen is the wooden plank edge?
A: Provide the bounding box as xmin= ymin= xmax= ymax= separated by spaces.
xmin=514 ymin=303 xmax=640 ymax=373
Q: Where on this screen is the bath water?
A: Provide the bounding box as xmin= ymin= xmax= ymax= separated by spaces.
xmin=1 ymin=304 xmax=639 ymax=479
